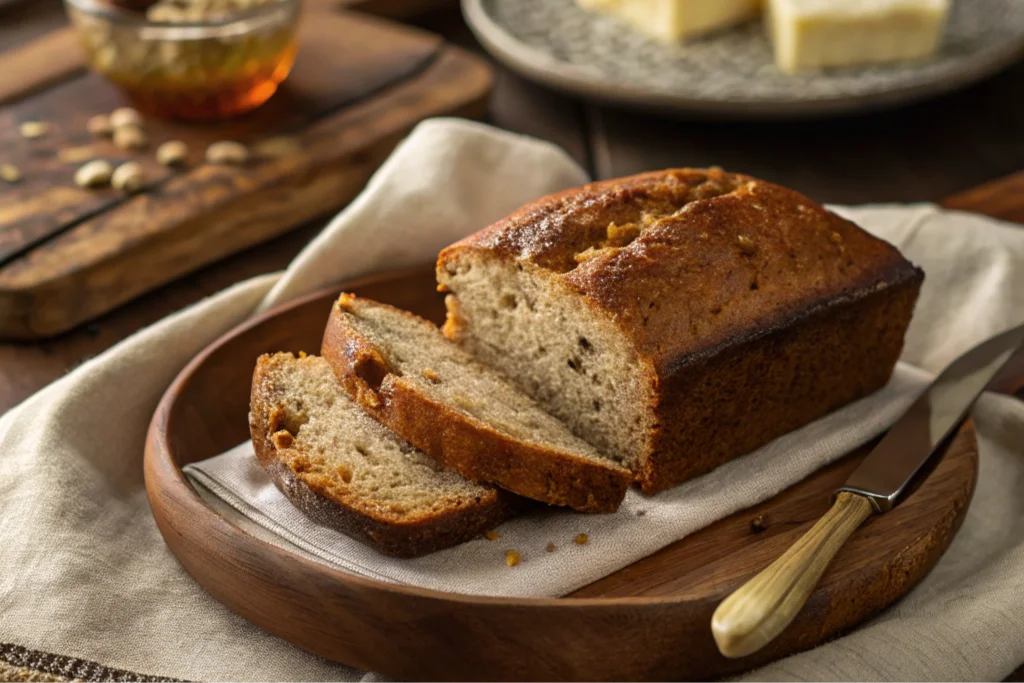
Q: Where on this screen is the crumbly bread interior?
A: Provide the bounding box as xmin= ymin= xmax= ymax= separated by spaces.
xmin=256 ymin=353 xmax=494 ymax=521
xmin=438 ymin=257 xmax=652 ymax=470
xmin=341 ymin=298 xmax=617 ymax=468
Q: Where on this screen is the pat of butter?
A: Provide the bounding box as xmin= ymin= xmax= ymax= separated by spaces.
xmin=577 ymin=0 xmax=762 ymax=42
xmin=767 ymin=0 xmax=950 ymax=73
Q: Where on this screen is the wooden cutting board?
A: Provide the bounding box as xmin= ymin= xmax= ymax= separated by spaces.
xmin=0 ymin=9 xmax=490 ymax=339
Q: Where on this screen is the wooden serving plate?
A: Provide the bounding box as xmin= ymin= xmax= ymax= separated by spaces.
xmin=145 ymin=265 xmax=982 ymax=681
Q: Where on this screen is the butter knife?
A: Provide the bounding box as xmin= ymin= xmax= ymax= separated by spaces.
xmin=712 ymin=321 xmax=1024 ymax=659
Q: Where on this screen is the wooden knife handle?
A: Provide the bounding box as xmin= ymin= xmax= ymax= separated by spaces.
xmin=711 ymin=492 xmax=875 ymax=659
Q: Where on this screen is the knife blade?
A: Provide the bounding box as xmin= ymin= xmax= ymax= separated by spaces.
xmin=712 ymin=321 xmax=1024 ymax=659
xmin=839 ymin=320 xmax=1024 ymax=512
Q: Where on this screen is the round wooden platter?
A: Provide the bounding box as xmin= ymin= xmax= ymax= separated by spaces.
xmin=145 ymin=265 xmax=980 ymax=682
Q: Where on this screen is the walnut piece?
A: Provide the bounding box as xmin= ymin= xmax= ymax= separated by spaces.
xmin=271 ymin=429 xmax=294 ymax=449
xmin=605 ymin=221 xmax=641 ymax=247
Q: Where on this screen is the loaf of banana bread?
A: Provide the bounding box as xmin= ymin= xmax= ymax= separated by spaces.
xmin=437 ymin=168 xmax=923 ymax=493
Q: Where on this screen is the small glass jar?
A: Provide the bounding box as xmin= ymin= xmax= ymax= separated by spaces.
xmin=65 ymin=0 xmax=301 ymax=120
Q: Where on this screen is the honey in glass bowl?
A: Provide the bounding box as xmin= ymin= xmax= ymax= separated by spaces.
xmin=65 ymin=0 xmax=301 ymax=120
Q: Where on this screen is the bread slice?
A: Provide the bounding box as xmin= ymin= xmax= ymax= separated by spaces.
xmin=249 ymin=352 xmax=519 ymax=557
xmin=321 ymin=295 xmax=633 ymax=513
xmin=437 ymin=168 xmax=923 ymax=493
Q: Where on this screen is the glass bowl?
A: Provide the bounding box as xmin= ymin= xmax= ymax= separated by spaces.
xmin=64 ymin=0 xmax=301 ymax=120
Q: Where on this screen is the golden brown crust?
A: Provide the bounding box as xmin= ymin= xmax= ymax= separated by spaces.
xmin=440 ymin=168 xmax=920 ymax=374
xmin=438 ymin=168 xmax=924 ymax=492
xmin=249 ymin=353 xmax=520 ymax=558
xmin=321 ymin=297 xmax=633 ymax=513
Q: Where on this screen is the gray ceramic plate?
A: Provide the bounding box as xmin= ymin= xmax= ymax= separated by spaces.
xmin=464 ymin=0 xmax=1024 ymax=119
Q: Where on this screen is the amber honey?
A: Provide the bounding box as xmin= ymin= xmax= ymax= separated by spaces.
xmin=104 ymin=39 xmax=297 ymax=120
xmin=66 ymin=0 xmax=301 ymax=121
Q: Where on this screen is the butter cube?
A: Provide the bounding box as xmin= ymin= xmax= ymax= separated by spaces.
xmin=767 ymin=0 xmax=950 ymax=73
xmin=577 ymin=0 xmax=762 ymax=43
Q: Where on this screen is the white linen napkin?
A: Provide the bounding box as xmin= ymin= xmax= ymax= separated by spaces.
xmin=184 ymin=364 xmax=930 ymax=597
xmin=1 ymin=118 xmax=1023 ymax=681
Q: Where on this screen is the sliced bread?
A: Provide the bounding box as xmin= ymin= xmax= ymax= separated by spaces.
xmin=321 ymin=294 xmax=633 ymax=513
xmin=249 ymin=352 xmax=519 ymax=557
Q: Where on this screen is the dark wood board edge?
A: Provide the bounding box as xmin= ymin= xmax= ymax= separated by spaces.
xmin=941 ymin=171 xmax=1024 ymax=224
xmin=939 ymin=173 xmax=1024 ymax=401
